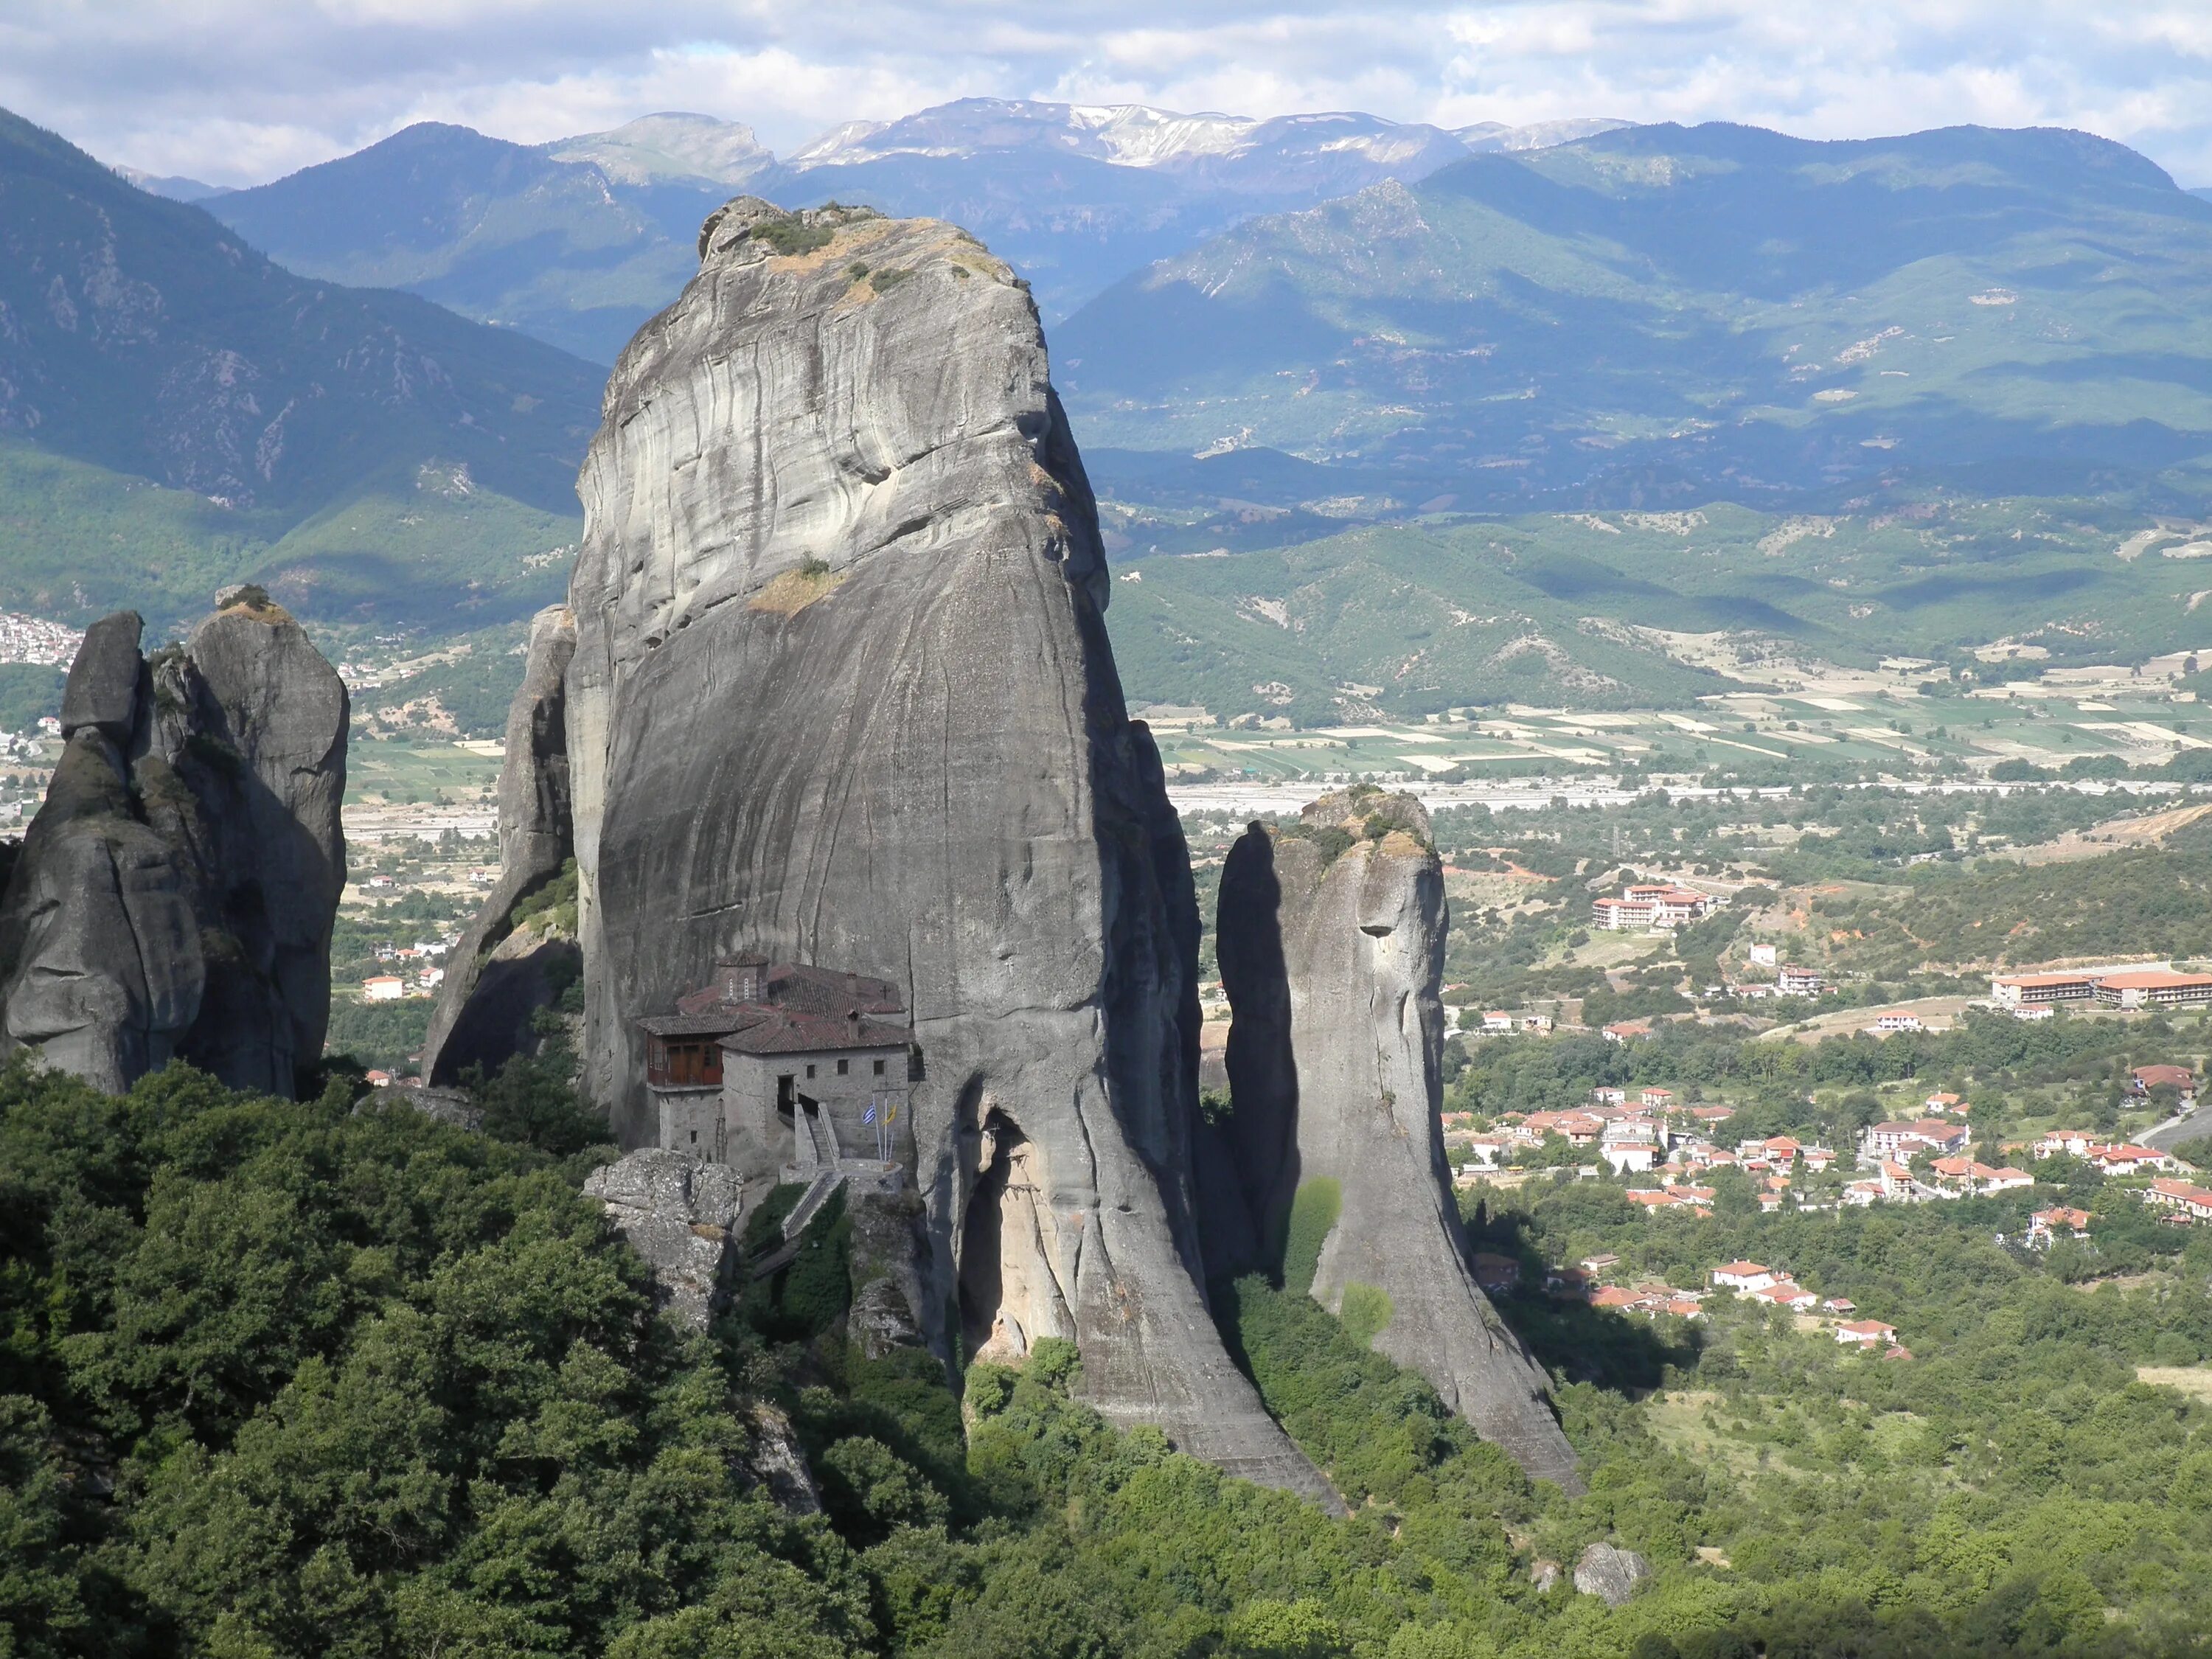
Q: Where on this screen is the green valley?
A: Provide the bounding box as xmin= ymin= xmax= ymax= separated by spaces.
xmin=0 ymin=442 xmax=574 ymax=644
xmin=1105 ymin=493 xmax=2212 ymax=726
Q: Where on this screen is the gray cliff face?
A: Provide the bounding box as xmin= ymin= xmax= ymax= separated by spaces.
xmin=422 ymin=604 xmax=580 ymax=1083
xmin=1212 ymin=789 xmax=1583 ymax=1492
xmin=582 ymin=1148 xmax=742 ymax=1330
xmin=0 ymin=597 xmax=347 ymax=1095
xmin=561 ymin=198 xmax=1335 ymax=1506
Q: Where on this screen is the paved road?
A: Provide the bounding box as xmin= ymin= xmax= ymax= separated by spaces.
xmin=2142 ymin=1106 xmax=2208 ymax=1156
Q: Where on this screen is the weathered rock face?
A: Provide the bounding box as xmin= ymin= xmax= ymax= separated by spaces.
xmin=359 ymin=1082 xmax=484 ymax=1133
xmin=746 ymin=1402 xmax=822 ymax=1516
xmin=562 ymin=198 xmax=1335 ymax=1506
xmin=1210 ymin=788 xmax=1583 ymax=1492
xmin=0 ymin=598 xmax=347 ymax=1095
xmin=846 ymin=1188 xmax=941 ymax=1362
xmin=422 ymin=604 xmax=579 ymax=1084
xmin=1573 ymin=1542 xmax=1652 ymax=1605
xmin=583 ymin=1148 xmax=742 ymax=1329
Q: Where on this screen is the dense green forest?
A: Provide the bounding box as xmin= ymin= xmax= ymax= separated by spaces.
xmin=5 ymin=1051 xmax=2212 ymax=1658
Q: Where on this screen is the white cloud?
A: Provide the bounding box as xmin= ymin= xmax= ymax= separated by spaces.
xmin=2 ymin=0 xmax=2210 ymax=187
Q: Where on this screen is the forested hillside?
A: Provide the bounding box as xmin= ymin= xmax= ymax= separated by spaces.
xmin=1102 ymin=493 xmax=2212 ymax=722
xmin=5 ymin=1050 xmax=2211 ymax=1657
xmin=0 ymin=108 xmax=594 ymax=638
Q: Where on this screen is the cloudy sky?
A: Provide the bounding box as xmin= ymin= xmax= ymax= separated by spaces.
xmin=5 ymin=1 xmax=2212 ymax=188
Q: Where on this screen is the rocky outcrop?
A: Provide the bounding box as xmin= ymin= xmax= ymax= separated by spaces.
xmin=846 ymin=1187 xmax=940 ymax=1362
xmin=1573 ymin=1543 xmax=1652 ymax=1605
xmin=422 ymin=605 xmax=579 ymax=1083
xmin=361 ymin=1082 xmax=483 ymax=1132
xmin=0 ymin=596 xmax=347 ymax=1095
xmin=1209 ymin=787 xmax=1582 ymax=1492
xmin=745 ymin=1402 xmax=822 ymax=1516
xmin=583 ymin=1148 xmax=743 ymax=1329
xmin=560 ymin=198 xmax=1335 ymax=1507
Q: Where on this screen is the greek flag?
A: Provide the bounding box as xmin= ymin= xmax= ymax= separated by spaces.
xmin=861 ymin=1103 xmax=877 ymax=1126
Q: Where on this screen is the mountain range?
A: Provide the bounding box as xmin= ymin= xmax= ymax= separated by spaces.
xmin=0 ymin=108 xmax=596 ymax=636
xmin=18 ymin=98 xmax=2212 ymax=730
xmin=1057 ymin=122 xmax=2212 ymax=517
xmin=195 ymin=99 xmax=1624 ymax=359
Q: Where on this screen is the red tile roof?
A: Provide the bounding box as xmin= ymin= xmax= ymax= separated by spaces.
xmin=2135 ymin=1064 xmax=2194 ymax=1088
xmin=639 ymin=959 xmax=911 ymax=1054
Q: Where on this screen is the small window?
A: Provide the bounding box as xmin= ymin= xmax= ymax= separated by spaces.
xmin=837 ymin=1057 xmax=849 ymax=1076
xmin=689 ymin=1130 xmax=698 ymax=1144
xmin=806 ymin=1063 xmax=815 ymax=1079
xmin=872 ymin=1058 xmax=886 ymax=1076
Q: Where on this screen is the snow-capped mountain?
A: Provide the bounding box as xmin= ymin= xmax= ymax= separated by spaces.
xmin=785 ymin=97 xmax=1623 ymax=195
xmin=192 ymin=96 xmax=1627 ymax=358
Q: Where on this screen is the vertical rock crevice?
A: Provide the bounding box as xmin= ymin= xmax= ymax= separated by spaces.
xmin=422 ymin=603 xmax=580 ymax=1083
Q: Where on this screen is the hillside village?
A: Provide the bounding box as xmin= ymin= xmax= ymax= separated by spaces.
xmin=1422 ymin=837 xmax=2212 ymax=1366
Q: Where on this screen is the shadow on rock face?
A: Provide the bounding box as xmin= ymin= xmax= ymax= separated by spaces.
xmin=1212 ymin=823 xmax=1303 ymax=1270
xmin=431 ymin=933 xmax=581 ymax=1085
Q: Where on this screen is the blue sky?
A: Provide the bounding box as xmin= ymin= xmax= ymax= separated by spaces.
xmin=6 ymin=1 xmax=2212 ymax=188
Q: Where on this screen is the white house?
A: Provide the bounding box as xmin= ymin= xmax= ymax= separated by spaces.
xmin=1711 ymin=1260 xmax=1776 ymax=1291
xmin=2027 ymin=1207 xmax=2091 ymax=1245
xmin=1835 ymin=1319 xmax=1897 ymax=1347
xmin=1601 ymin=1121 xmax=1663 ymax=1175
xmin=1593 ymin=884 xmax=1716 ymax=931
xmin=1750 ymin=1279 xmax=1816 ymax=1310
xmin=1461 ymin=1135 xmax=1513 ymax=1169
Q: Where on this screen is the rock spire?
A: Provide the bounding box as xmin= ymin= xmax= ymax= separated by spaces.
xmin=0 ymin=591 xmax=347 ymax=1095
xmin=420 ymin=602 xmax=580 ymax=1083
xmin=538 ymin=197 xmax=1336 ymax=1504
xmin=1208 ymin=787 xmax=1583 ymax=1491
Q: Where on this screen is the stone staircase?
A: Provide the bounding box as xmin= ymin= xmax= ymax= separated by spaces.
xmin=781 ymin=1166 xmax=846 ymax=1241
xmin=744 ymin=1166 xmax=847 ymax=1281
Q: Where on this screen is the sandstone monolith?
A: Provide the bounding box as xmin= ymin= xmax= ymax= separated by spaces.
xmin=1210 ymin=787 xmax=1582 ymax=1491
xmin=560 ymin=198 xmax=1335 ymax=1506
xmin=0 ymin=595 xmax=347 ymax=1095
